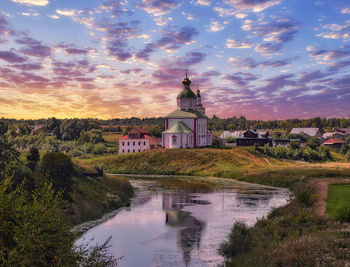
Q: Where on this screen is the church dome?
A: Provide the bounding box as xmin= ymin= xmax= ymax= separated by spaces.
xmin=177 ymin=88 xmax=196 ymax=99
xmin=177 ymin=74 xmax=196 ymax=99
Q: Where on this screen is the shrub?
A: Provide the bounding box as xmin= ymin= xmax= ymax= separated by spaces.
xmin=296 ymin=191 xmax=312 ymax=207
xmin=40 ymin=152 xmax=74 ymax=197
xmin=218 ymin=221 xmax=252 ymax=259
xmin=346 ymin=152 xmax=350 ymax=163
xmin=334 ymin=204 xmax=350 ymax=222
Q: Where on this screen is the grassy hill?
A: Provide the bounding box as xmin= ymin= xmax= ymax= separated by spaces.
xmin=77 ymin=148 xmax=350 ymax=188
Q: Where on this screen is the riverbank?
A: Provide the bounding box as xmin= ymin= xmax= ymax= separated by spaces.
xmin=67 ymin=166 xmax=134 ymax=225
xmin=77 ymin=148 xmax=350 ymax=266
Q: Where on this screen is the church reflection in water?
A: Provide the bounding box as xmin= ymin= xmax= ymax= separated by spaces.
xmin=162 ymin=193 xmax=208 ymax=266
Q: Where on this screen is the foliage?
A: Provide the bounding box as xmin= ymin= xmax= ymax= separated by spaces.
xmin=334 ymin=204 xmax=350 ymax=222
xmin=296 ymin=191 xmax=312 ymax=206
xmin=250 ymin=144 xmax=332 ymax=162
xmin=26 ymin=147 xmax=40 ymax=171
xmin=346 ymin=152 xmax=350 ymax=162
xmin=218 ymin=221 xmax=252 ymax=259
xmin=40 ymin=152 xmax=74 ymax=198
xmin=305 ymin=137 xmax=321 ymax=150
xmin=225 ymin=137 xmax=236 ymax=143
xmin=146 ymin=125 xmax=164 ymax=137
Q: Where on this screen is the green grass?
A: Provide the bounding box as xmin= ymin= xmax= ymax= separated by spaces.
xmin=76 ymin=148 xmax=350 ymax=189
xmin=102 ymin=132 xmax=122 ymax=144
xmin=327 ymin=184 xmax=350 ymax=220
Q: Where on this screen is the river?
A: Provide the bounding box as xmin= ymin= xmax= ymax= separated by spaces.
xmin=76 ymin=178 xmax=290 ymax=267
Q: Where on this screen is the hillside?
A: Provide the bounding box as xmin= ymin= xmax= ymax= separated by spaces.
xmin=77 ymin=148 xmax=350 ymax=187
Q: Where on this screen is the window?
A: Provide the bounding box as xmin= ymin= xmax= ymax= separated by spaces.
xmin=133 ymin=141 xmax=135 ymax=146
xmin=138 ymin=141 xmax=140 ymax=145
xmin=172 ymin=135 xmax=177 ymax=145
xmin=122 ymin=149 xmax=124 ymax=152
xmin=133 ymin=149 xmax=135 ymax=152
xmin=127 ymin=142 xmax=130 ymax=146
xmin=144 ymin=141 xmax=146 ymax=145
xmin=138 ymin=149 xmax=140 ymax=152
xmin=122 ymin=141 xmax=124 ymax=146
xmin=127 ymin=149 xmax=129 ymax=152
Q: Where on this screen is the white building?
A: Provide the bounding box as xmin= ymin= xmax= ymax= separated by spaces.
xmin=162 ymin=75 xmax=212 ymax=149
xmin=119 ymin=128 xmax=160 ymax=154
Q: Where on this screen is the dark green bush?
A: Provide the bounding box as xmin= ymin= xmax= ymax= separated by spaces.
xmin=218 ymin=221 xmax=252 ymax=259
xmin=296 ymin=191 xmax=312 ymax=207
xmin=334 ymin=204 xmax=350 ymax=222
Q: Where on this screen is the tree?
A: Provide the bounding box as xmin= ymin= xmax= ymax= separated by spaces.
xmin=0 ymin=178 xmax=117 ymax=267
xmin=40 ymin=152 xmax=74 ymax=198
xmin=306 ymin=137 xmax=321 ymax=150
xmin=26 ymin=147 xmax=40 ymax=171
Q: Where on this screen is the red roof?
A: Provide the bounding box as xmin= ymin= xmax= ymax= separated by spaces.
xmin=323 ymin=138 xmax=345 ymax=145
xmin=119 ymin=135 xmax=129 ymax=139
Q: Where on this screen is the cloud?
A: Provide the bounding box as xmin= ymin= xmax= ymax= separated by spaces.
xmin=100 ymin=0 xmax=133 ymax=16
xmin=10 ymin=63 xmax=43 ymax=71
xmin=327 ymin=60 xmax=350 ymax=71
xmin=224 ymin=72 xmax=257 ymax=87
xmin=225 ymin=39 xmax=253 ymax=49
xmin=56 ymin=9 xmax=76 ymax=17
xmin=342 ymin=8 xmax=350 ymax=14
xmin=137 ymin=26 xmax=198 ymax=60
xmin=242 ymin=18 xmax=299 ymax=43
xmin=0 ymin=14 xmax=12 ymax=36
xmin=224 ymin=0 xmax=282 ymax=12
xmin=175 ymin=52 xmax=206 ymax=67
xmin=195 ymin=0 xmax=211 ymax=6
xmin=299 ymin=70 xmax=330 ymax=83
xmin=229 ymin=57 xmax=256 ymax=69
xmin=201 ymin=71 xmax=220 ymax=76
xmin=97 ymin=20 xmax=142 ymax=61
xmin=0 ymin=51 xmax=27 ymax=63
xmin=255 ymin=43 xmax=282 ymax=55
xmin=137 ymin=0 xmax=181 ymax=16
xmin=207 ymin=21 xmax=224 ymax=32
xmin=11 ymin=0 xmax=49 ymax=6
xmin=307 ymin=46 xmax=350 ymax=61
xmin=317 ymin=20 xmax=350 ymax=40
xmin=15 ymin=35 xmax=51 ymax=57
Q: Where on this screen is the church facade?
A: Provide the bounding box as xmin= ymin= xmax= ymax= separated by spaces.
xmin=162 ymin=75 xmax=212 ymax=149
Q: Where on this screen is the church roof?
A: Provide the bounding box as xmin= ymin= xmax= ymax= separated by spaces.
xmin=177 ymin=88 xmax=196 ymax=99
xmin=165 ymin=109 xmax=206 ymax=118
xmin=162 ymin=121 xmax=194 ymax=134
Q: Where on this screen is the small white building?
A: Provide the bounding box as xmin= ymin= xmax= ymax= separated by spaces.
xmin=119 ymin=128 xmax=160 ymax=154
xmin=162 ymin=75 xmax=212 ymax=149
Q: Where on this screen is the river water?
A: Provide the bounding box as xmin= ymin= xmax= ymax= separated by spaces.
xmin=77 ymin=179 xmax=289 ymax=267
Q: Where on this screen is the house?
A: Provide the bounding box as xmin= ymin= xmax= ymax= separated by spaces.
xmin=290 ymin=128 xmax=322 ymax=138
xmin=273 ymin=139 xmax=290 ymax=147
xmin=220 ymin=130 xmax=244 ymax=139
xmin=323 ymin=138 xmax=345 ymax=149
xmin=162 ymin=75 xmax=212 ymax=149
xmin=236 ymin=130 xmax=272 ymax=147
xmin=118 ymin=128 xmax=161 ymax=154
xmin=322 ymin=131 xmax=347 ymax=140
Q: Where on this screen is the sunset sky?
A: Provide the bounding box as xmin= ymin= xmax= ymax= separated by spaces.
xmin=0 ymin=0 xmax=349 ymax=120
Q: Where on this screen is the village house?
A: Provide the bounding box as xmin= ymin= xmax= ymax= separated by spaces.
xmin=161 ymin=75 xmax=213 ymax=149
xmin=323 ymin=138 xmax=345 ymax=149
xmin=290 ymin=128 xmax=322 ymax=138
xmin=119 ymin=128 xmax=160 ymax=154
xmin=236 ymin=130 xmax=273 ymax=147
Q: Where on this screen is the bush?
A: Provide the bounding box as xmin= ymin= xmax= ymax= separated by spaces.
xmin=346 ymin=152 xmax=350 ymax=163
xmin=40 ymin=152 xmax=74 ymax=197
xmin=296 ymin=191 xmax=312 ymax=207
xmin=334 ymin=204 xmax=350 ymax=222
xmin=218 ymin=221 xmax=252 ymax=259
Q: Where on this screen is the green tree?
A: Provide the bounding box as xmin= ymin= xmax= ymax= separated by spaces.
xmin=40 ymin=152 xmax=74 ymax=198
xmin=26 ymin=147 xmax=40 ymax=171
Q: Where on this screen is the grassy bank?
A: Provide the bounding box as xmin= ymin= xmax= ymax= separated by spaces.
xmin=67 ymin=166 xmax=133 ymax=225
xmin=77 ymin=148 xmax=350 ymax=188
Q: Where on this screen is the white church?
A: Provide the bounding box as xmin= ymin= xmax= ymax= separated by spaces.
xmin=162 ymin=75 xmax=213 ymax=149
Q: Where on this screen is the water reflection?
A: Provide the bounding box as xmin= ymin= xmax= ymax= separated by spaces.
xmin=77 ymin=182 xmax=289 ymax=267
xmin=163 ymin=193 xmax=207 ymax=265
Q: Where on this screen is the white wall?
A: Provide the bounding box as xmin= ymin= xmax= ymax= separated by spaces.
xmin=163 ymin=133 xmax=194 ymax=148
xmin=119 ymin=138 xmax=150 ymax=154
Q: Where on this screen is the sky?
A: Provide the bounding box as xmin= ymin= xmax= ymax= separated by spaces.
xmin=0 ymin=0 xmax=349 ymax=120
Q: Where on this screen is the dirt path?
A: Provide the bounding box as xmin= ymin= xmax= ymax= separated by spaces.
xmin=313 ymin=178 xmax=350 ymax=217
xmin=263 ymin=157 xmax=272 ymax=166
